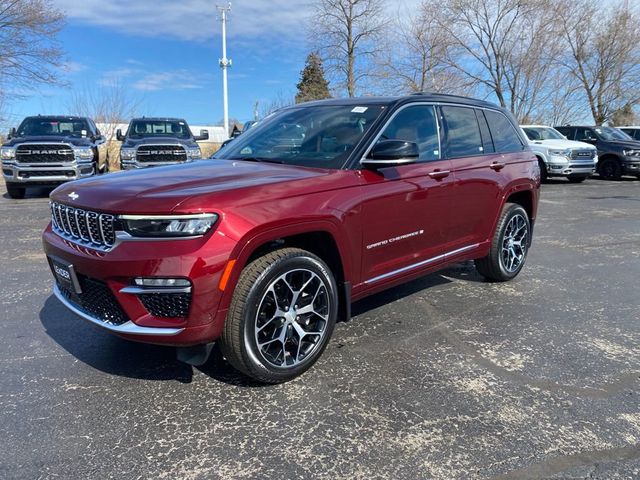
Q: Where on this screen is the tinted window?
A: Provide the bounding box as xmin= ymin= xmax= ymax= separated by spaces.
xmin=555 ymin=127 xmax=573 ymax=139
xmin=441 ymin=106 xmax=483 ymax=158
xmin=476 ymin=110 xmax=495 ymax=154
xmin=484 ymin=110 xmax=523 ymax=153
xmin=377 ymin=105 xmax=440 ymax=161
xmin=575 ymin=128 xmax=597 ymax=141
xmin=128 ymin=120 xmax=192 ymax=139
xmin=17 ymin=117 xmax=91 ymax=137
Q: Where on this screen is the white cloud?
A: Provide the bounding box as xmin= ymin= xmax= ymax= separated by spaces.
xmin=97 ymin=65 xmax=209 ymax=92
xmin=53 ymin=0 xmax=314 ymax=42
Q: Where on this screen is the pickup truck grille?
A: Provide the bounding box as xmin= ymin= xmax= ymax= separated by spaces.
xmin=570 ymin=149 xmax=595 ymax=160
xmin=50 ymin=202 xmax=116 ymax=249
xmin=15 ymin=144 xmax=74 ymax=164
xmin=135 ymin=145 xmax=187 ymax=163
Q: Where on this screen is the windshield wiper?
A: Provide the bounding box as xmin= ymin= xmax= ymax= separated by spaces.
xmin=228 ymin=157 xmax=285 ymax=164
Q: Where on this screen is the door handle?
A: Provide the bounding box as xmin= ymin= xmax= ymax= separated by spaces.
xmin=490 ymin=161 xmax=506 ymax=171
xmin=428 ymin=169 xmax=450 ymax=179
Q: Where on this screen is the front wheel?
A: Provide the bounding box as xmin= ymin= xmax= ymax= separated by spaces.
xmin=475 ymin=203 xmax=530 ymax=282
xmin=538 ymin=158 xmax=548 ymax=182
xmin=219 ymin=248 xmax=338 ymax=383
xmin=598 ymin=157 xmax=622 ymax=180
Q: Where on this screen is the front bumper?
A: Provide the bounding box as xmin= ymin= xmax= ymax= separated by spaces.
xmin=42 ymin=224 xmax=236 ymax=346
xmin=546 ymin=157 xmax=597 ymax=177
xmin=622 ymin=158 xmax=640 ymax=175
xmin=2 ymin=161 xmax=95 ymax=184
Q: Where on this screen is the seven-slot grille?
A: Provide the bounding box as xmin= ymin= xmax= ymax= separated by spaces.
xmin=135 ymin=145 xmax=187 ymax=163
xmin=50 ymin=201 xmax=116 ymax=249
xmin=15 ymin=144 xmax=74 ymax=164
xmin=570 ymin=149 xmax=596 ymax=160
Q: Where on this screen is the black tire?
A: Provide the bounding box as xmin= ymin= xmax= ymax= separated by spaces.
xmin=598 ymin=157 xmax=622 ymax=180
xmin=219 ymin=248 xmax=338 ymax=384
xmin=6 ymin=184 xmax=25 ymax=199
xmin=475 ymin=203 xmax=531 ymax=282
xmin=567 ymin=175 xmax=588 ymax=183
xmin=537 ymin=158 xmax=548 ymax=182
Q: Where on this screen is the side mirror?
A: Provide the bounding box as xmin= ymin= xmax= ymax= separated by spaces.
xmin=116 ymin=129 xmax=125 ymax=142
xmin=8 ymin=127 xmax=16 ymax=139
xmin=362 ymin=140 xmax=419 ymax=168
xmin=194 ymin=129 xmax=209 ymax=141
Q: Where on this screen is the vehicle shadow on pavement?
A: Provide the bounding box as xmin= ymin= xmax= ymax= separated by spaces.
xmin=39 ymin=295 xmax=273 ymax=387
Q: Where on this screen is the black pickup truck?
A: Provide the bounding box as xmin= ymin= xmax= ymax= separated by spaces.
xmin=117 ymin=117 xmax=208 ymax=170
xmin=1 ymin=116 xmax=108 ymax=199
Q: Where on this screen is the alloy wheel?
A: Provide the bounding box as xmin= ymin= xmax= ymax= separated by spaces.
xmin=501 ymin=214 xmax=529 ymax=273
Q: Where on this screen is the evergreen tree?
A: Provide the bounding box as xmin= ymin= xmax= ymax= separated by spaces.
xmin=295 ymin=53 xmax=331 ymax=104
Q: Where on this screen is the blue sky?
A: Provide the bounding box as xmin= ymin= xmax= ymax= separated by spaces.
xmin=7 ymin=0 xmax=321 ymax=127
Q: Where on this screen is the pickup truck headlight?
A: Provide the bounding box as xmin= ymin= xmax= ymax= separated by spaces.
xmin=1 ymin=147 xmax=16 ymax=160
xmin=186 ymin=147 xmax=202 ymax=159
xmin=549 ymin=148 xmax=572 ymax=157
xmin=120 ymin=148 xmax=136 ymax=160
xmin=74 ymin=147 xmax=94 ymax=160
xmin=120 ymin=213 xmax=218 ymax=237
xmin=623 ymin=149 xmax=640 ymax=157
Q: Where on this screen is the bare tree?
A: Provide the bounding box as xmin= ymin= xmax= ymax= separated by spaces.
xmin=67 ymin=81 xmax=144 ymax=169
xmin=375 ymin=5 xmax=470 ymax=95
xmin=311 ymin=0 xmax=387 ymax=97
xmin=257 ymin=90 xmax=295 ymax=119
xmin=0 ymin=0 xmax=65 ymax=91
xmin=556 ymin=0 xmax=640 ymax=125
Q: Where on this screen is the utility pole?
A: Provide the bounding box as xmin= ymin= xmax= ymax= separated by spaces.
xmin=217 ymin=3 xmax=232 ymax=138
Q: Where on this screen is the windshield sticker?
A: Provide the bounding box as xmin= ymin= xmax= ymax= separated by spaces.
xmin=351 ymin=106 xmax=368 ymax=113
xmin=240 ymin=147 xmax=253 ymax=155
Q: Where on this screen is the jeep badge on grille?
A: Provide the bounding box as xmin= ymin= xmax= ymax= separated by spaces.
xmin=68 ymin=192 xmax=79 ymax=200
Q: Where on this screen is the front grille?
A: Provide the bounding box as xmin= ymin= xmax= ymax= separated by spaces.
xmin=18 ymin=170 xmax=75 ymax=178
xmin=571 ymin=149 xmax=595 ymax=160
xmin=569 ymin=163 xmax=595 ymax=169
xmin=139 ymin=292 xmax=192 ymax=318
xmin=136 ymin=145 xmax=187 ymax=164
xmin=16 ymin=144 xmax=74 ymax=164
xmin=57 ymin=275 xmax=129 ymax=325
xmin=50 ymin=202 xmax=116 ymax=250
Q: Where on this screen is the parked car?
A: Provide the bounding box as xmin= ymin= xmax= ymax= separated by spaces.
xmin=116 ymin=117 xmax=208 ymax=170
xmin=618 ymin=126 xmax=640 ymax=141
xmin=43 ymin=93 xmax=539 ymax=383
xmin=555 ymin=125 xmax=640 ymax=180
xmin=1 ymin=116 xmax=108 ymax=199
xmin=521 ymin=125 xmax=597 ymax=183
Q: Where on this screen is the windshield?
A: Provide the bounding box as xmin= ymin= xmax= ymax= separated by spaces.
xmin=128 ymin=120 xmax=192 ymax=139
xmin=214 ymin=104 xmax=385 ymax=168
xmin=17 ymin=117 xmax=90 ymax=137
xmin=594 ymin=127 xmax=633 ymax=141
xmin=522 ymin=127 xmax=564 ymax=141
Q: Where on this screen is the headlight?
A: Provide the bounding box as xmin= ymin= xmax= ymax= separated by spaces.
xmin=120 ymin=148 xmax=136 ymax=160
xmin=1 ymin=147 xmax=16 ymax=160
xmin=120 ymin=213 xmax=218 ymax=237
xmin=549 ymin=148 xmax=572 ymax=157
xmin=186 ymin=147 xmax=202 ymax=159
xmin=74 ymin=147 xmax=94 ymax=160
xmin=623 ymin=150 xmax=640 ymax=157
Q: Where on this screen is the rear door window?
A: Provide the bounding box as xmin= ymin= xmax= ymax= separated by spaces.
xmin=484 ymin=110 xmax=524 ymax=153
xmin=441 ymin=106 xmax=484 ymax=158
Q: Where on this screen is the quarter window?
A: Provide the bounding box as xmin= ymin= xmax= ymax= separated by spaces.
xmin=484 ymin=110 xmax=523 ymax=153
xmin=377 ymin=105 xmax=441 ymax=161
xmin=441 ymin=106 xmax=484 ymax=158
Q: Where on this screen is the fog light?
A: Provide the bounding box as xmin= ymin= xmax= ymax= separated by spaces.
xmin=134 ymin=277 xmax=191 ymax=287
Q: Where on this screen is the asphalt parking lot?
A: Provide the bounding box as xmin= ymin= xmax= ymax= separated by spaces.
xmin=1 ymin=177 xmax=639 ymax=479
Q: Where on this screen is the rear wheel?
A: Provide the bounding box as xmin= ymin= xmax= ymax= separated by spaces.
xmin=598 ymin=157 xmax=622 ymax=180
xmin=567 ymin=175 xmax=588 ymax=183
xmin=475 ymin=203 xmax=530 ymax=282
xmin=219 ymin=248 xmax=338 ymax=383
xmin=6 ymin=184 xmax=25 ymax=199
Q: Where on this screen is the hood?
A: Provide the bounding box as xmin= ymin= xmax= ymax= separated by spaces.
xmin=3 ymin=135 xmax=93 ymax=147
xmin=50 ymin=159 xmax=344 ymax=214
xmin=603 ymin=139 xmax=640 ymax=149
xmin=122 ymin=136 xmax=198 ymax=148
xmin=528 ymin=139 xmax=596 ymax=150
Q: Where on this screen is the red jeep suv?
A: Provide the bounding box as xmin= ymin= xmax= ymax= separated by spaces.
xmin=43 ymin=94 xmax=540 ymax=383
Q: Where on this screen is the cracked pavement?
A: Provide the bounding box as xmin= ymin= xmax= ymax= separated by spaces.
xmin=0 ymin=178 xmax=639 ymax=479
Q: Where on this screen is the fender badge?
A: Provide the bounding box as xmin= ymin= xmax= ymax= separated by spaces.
xmin=68 ymin=192 xmax=79 ymax=200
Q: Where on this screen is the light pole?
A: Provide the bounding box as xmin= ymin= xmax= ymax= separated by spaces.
xmin=217 ymin=3 xmax=232 ymax=138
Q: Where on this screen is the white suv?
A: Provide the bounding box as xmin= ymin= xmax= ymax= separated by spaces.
xmin=521 ymin=125 xmax=598 ymax=183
